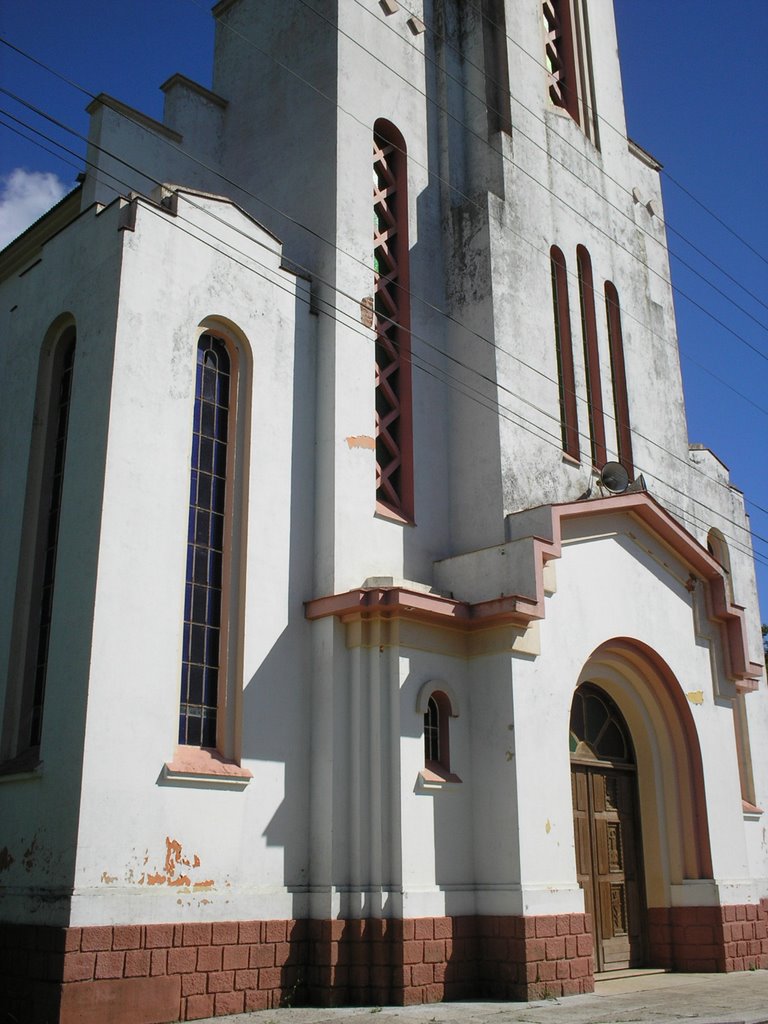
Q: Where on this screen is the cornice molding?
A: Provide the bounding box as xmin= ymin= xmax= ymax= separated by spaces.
xmin=305 ymin=493 xmax=762 ymax=687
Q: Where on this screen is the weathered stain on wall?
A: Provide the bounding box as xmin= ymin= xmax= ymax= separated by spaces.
xmin=102 ymin=836 xmax=214 ymax=891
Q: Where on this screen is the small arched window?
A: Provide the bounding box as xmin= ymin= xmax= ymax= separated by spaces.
xmin=707 ymin=528 xmax=733 ymax=603
xmin=550 ymin=246 xmax=579 ymax=460
xmin=418 ymin=683 xmax=461 ymax=784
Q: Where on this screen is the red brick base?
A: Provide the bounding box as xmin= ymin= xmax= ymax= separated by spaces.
xmin=5 ymin=903 xmax=764 ymax=1023
xmin=647 ymin=899 xmax=768 ymax=973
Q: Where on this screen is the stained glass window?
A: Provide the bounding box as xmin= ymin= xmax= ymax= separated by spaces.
xmin=28 ymin=332 xmax=76 ymax=747
xmin=179 ymin=334 xmax=231 ymax=747
xmin=569 ymin=684 xmax=634 ymax=764
xmin=424 ymin=696 xmax=441 ymax=763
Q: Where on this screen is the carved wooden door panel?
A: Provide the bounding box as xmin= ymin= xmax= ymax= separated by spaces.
xmin=571 ymin=764 xmax=646 ymax=972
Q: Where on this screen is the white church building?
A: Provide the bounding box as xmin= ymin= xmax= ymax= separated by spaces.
xmin=1 ymin=1 xmax=766 ymax=1021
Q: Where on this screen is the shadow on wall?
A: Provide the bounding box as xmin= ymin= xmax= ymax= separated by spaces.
xmin=242 ymin=287 xmax=316 ymax=892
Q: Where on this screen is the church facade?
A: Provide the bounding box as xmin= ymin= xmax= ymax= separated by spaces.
xmin=1 ymin=1 xmax=766 ymax=1021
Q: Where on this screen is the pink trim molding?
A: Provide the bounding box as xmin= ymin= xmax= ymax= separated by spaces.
xmin=164 ymin=746 xmax=252 ymax=783
xmin=306 ymin=493 xmax=762 ymax=687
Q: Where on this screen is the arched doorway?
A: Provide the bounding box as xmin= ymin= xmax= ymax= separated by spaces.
xmin=570 ymin=683 xmax=647 ymax=972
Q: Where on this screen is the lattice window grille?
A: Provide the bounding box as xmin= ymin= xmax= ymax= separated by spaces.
xmin=373 ymin=133 xmax=405 ymax=513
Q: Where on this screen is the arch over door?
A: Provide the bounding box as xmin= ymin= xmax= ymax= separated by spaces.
xmin=570 ymin=684 xmax=647 ymax=972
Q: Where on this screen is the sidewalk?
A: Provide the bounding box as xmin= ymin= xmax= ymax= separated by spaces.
xmin=197 ymin=970 xmax=768 ymax=1024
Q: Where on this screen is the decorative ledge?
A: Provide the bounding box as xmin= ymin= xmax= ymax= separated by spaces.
xmin=417 ymin=765 xmax=462 ymax=791
xmin=742 ymin=800 xmax=764 ymax=817
xmin=162 ymin=746 xmax=252 ymax=788
xmin=305 ymin=585 xmax=538 ymax=631
xmin=307 ymin=493 xmax=763 ymax=687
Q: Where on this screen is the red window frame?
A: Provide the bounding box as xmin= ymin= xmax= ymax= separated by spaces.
xmin=604 ymin=282 xmax=634 ymax=480
xmin=373 ymin=120 xmax=414 ymax=522
xmin=576 ymin=245 xmax=606 ymax=468
xmin=550 ymin=246 xmax=580 ymax=460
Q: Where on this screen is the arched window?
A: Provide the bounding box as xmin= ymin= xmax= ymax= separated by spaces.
xmin=706 ymin=528 xmax=733 ymax=603
xmin=3 ymin=324 xmax=76 ymax=759
xmin=550 ymin=246 xmax=579 ymax=460
xmin=373 ymin=119 xmax=414 ymax=521
xmin=424 ymin=695 xmax=445 ymax=765
xmin=576 ymin=245 xmax=606 ymax=468
xmin=417 ymin=683 xmax=461 ymax=783
xmin=179 ymin=332 xmax=236 ymax=749
xmin=542 ymin=0 xmax=598 ymax=143
xmin=569 ymin=683 xmax=634 ymax=765
xmin=604 ymin=282 xmax=634 ymax=479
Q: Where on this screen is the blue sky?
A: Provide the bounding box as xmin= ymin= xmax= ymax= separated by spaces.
xmin=0 ymin=1 xmax=766 ymax=621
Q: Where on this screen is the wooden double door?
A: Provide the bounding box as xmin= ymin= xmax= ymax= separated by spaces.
xmin=571 ymin=763 xmax=646 ymax=971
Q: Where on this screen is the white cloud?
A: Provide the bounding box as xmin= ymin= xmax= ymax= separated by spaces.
xmin=0 ymin=168 xmax=69 ymax=249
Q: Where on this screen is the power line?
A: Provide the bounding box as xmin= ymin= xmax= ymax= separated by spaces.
xmin=432 ymin=0 xmax=768 ymax=269
xmin=339 ymin=0 xmax=768 ymax=324
xmin=2 ymin=82 xmax=768 ymax=545
xmin=4 ymin=50 xmax=768 ymax=476
xmin=3 ymin=108 xmax=766 ymax=579
xmin=184 ymin=13 xmax=768 ymax=365
xmin=3 ymin=26 xmax=768 ymax=374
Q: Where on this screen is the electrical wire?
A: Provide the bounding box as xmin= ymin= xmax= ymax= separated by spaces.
xmin=338 ymin=0 xmax=768 ymax=323
xmin=1 ymin=19 xmax=768 ymax=557
xmin=3 ymin=26 xmax=768 ymax=375
xmin=2 ymin=77 xmax=768 ymax=546
xmin=426 ymin=0 xmax=768 ymax=269
xmin=2 ymin=46 xmax=767 ymax=448
xmin=2 ymin=107 xmax=767 ymax=577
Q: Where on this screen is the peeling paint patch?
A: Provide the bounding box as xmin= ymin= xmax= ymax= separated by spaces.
xmin=360 ymin=296 xmax=374 ymax=327
xmin=545 ymin=819 xmax=552 ymax=835
xmin=686 ymin=690 xmax=704 ymax=705
xmin=101 ymin=871 xmax=117 ymax=884
xmin=0 ymin=848 xmax=13 ymax=873
xmin=138 ymin=837 xmax=212 ymax=890
xmin=346 ymin=435 xmax=375 ymax=450
xmin=164 ymin=838 xmax=183 ymax=876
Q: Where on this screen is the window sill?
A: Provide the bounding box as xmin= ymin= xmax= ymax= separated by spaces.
xmin=418 ymin=764 xmax=462 ymax=791
xmin=742 ymin=799 xmax=763 ymax=818
xmin=162 ymin=746 xmax=252 ymax=789
xmin=375 ymin=501 xmax=415 ymax=527
xmin=0 ymin=746 xmax=43 ymax=782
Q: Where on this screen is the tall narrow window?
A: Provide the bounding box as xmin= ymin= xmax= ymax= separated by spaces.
xmin=6 ymin=326 xmax=77 ymax=757
xmin=576 ymin=245 xmax=606 ymax=468
xmin=542 ymin=0 xmax=598 ymax=144
xmin=550 ymin=246 xmax=579 ymax=460
xmin=543 ymin=0 xmax=579 ymax=123
xmin=481 ymin=0 xmax=512 ymax=135
xmin=604 ymin=282 xmax=634 ymax=479
xmin=179 ymin=333 xmax=232 ymax=748
xmin=373 ymin=120 xmax=414 ymax=521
